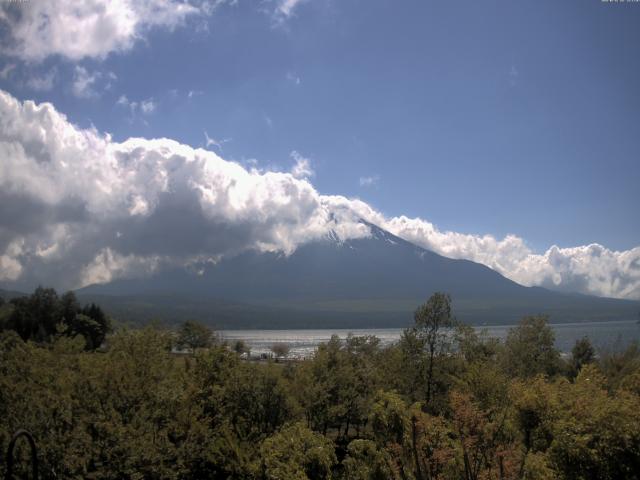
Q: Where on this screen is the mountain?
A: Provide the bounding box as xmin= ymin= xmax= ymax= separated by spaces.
xmin=0 ymin=288 xmax=27 ymax=301
xmin=78 ymin=222 xmax=639 ymax=328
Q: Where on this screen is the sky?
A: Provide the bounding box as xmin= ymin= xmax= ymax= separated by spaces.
xmin=0 ymin=0 xmax=639 ymax=299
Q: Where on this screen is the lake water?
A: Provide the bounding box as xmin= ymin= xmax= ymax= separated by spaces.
xmin=221 ymin=320 xmax=640 ymax=359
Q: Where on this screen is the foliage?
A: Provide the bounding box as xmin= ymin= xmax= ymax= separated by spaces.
xmin=548 ymin=363 xmax=640 ymax=480
xmin=411 ymin=292 xmax=456 ymax=406
xmin=176 ymin=320 xmax=215 ymax=351
xmin=271 ymin=342 xmax=291 ymax=358
xmin=260 ymin=422 xmax=336 ymax=480
xmin=568 ymin=336 xmax=595 ymax=379
xmin=233 ymin=339 xmax=250 ymax=356
xmin=342 ymin=439 xmax=393 ymax=480
xmin=500 ymin=315 xmax=561 ymax=378
xmin=0 ymin=287 xmax=110 ymax=350
xmin=598 ymin=340 xmax=640 ymax=391
xmin=2 ymin=291 xmax=640 ymax=479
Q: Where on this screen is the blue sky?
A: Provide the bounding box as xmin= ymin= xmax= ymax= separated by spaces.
xmin=0 ymin=0 xmax=639 ymax=298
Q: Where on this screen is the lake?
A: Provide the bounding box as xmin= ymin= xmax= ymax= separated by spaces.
xmin=221 ymin=319 xmax=640 ymax=359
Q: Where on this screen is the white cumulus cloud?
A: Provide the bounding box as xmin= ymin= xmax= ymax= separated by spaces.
xmin=0 ymin=89 xmax=638 ymax=300
xmin=377 ymin=215 xmax=640 ymax=301
xmin=0 ymin=89 xmax=368 ymax=289
xmin=0 ymin=0 xmax=209 ymax=62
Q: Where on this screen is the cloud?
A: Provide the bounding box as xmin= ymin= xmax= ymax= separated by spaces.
xmin=286 ymin=71 xmax=301 ymax=85
xmin=140 ymin=99 xmax=156 ymax=114
xmin=72 ymin=66 xmax=100 ymax=98
xmin=0 ymin=64 xmax=16 ymax=80
xmin=274 ymin=0 xmax=307 ymax=20
xmin=204 ymin=131 xmax=231 ymax=151
xmin=359 ymin=175 xmax=379 ymax=187
xmin=26 ymin=68 xmax=57 ymax=91
xmin=376 ymin=215 xmax=640 ymax=301
xmin=0 ymin=89 xmax=639 ymax=300
xmin=0 ymin=0 xmax=211 ymax=62
xmin=290 ymin=151 xmax=314 ymax=179
xmin=0 ymin=89 xmax=368 ymax=289
xmin=116 ymin=94 xmax=156 ymax=116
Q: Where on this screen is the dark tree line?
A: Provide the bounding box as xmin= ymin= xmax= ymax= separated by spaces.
xmin=0 ymin=286 xmax=110 ymax=350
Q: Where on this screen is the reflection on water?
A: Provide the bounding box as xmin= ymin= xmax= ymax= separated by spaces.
xmin=221 ymin=320 xmax=640 ymax=359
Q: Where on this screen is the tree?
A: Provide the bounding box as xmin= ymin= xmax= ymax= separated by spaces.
xmin=271 ymin=342 xmax=291 ymax=359
xmin=68 ymin=314 xmax=103 ymax=350
xmin=409 ymin=406 xmax=458 ymax=480
xmin=0 ymin=288 xmax=109 ymax=350
xmin=569 ymin=336 xmax=595 ymax=379
xmin=294 ymin=335 xmax=379 ymax=439
xmin=598 ymin=341 xmax=640 ymax=391
xmin=232 ymin=339 xmax=250 ymax=356
xmin=60 ymin=291 xmax=80 ymax=324
xmin=260 ymin=422 xmax=336 ymax=480
xmin=411 ymin=292 xmax=455 ymax=405
xmin=454 ymin=323 xmax=501 ymax=364
xmin=6 ymin=287 xmax=60 ymax=341
xmin=397 ymin=328 xmax=428 ymax=403
xmin=510 ymin=376 xmax=561 ymax=475
xmin=549 ymin=364 xmax=640 ymax=479
xmin=342 ymin=439 xmax=394 ymax=480
xmin=79 ymin=302 xmax=111 ymax=346
xmin=370 ymin=390 xmax=410 ymax=449
xmin=450 ymin=389 xmax=519 ymax=480
xmin=0 ymin=299 xmax=11 ymax=331
xmin=501 ymin=316 xmax=561 ymax=378
xmin=176 ymin=320 xmax=214 ymax=352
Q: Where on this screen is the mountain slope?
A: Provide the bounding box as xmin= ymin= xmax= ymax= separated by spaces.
xmin=79 ymin=223 xmax=639 ymax=328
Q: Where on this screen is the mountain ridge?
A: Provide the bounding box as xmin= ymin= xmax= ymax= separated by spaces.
xmin=76 ymin=222 xmax=639 ymax=328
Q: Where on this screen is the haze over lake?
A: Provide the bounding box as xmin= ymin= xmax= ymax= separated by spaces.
xmin=222 ymin=319 xmax=640 ymax=358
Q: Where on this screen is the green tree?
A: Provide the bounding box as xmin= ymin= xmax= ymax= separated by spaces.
xmin=6 ymin=287 xmax=60 ymax=341
xmin=232 ymin=339 xmax=250 ymax=356
xmin=342 ymin=439 xmax=393 ymax=480
xmin=79 ymin=302 xmax=111 ymax=348
xmin=67 ymin=313 xmax=103 ymax=350
xmin=598 ymin=340 xmax=640 ymax=391
xmin=271 ymin=342 xmax=291 ymax=359
xmin=0 ymin=288 xmax=110 ymax=350
xmin=260 ymin=422 xmax=336 ymax=480
xmin=59 ymin=290 xmax=80 ymax=324
xmin=569 ymin=336 xmax=595 ymax=379
xmin=510 ymin=376 xmax=562 ymax=476
xmin=549 ymin=364 xmax=640 ymax=479
xmin=501 ymin=316 xmax=561 ymax=378
xmin=454 ymin=323 xmax=501 ymax=365
xmin=411 ymin=292 xmax=455 ymax=405
xmin=295 ymin=335 xmax=379 ymax=439
xmin=176 ymin=320 xmax=214 ymax=352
